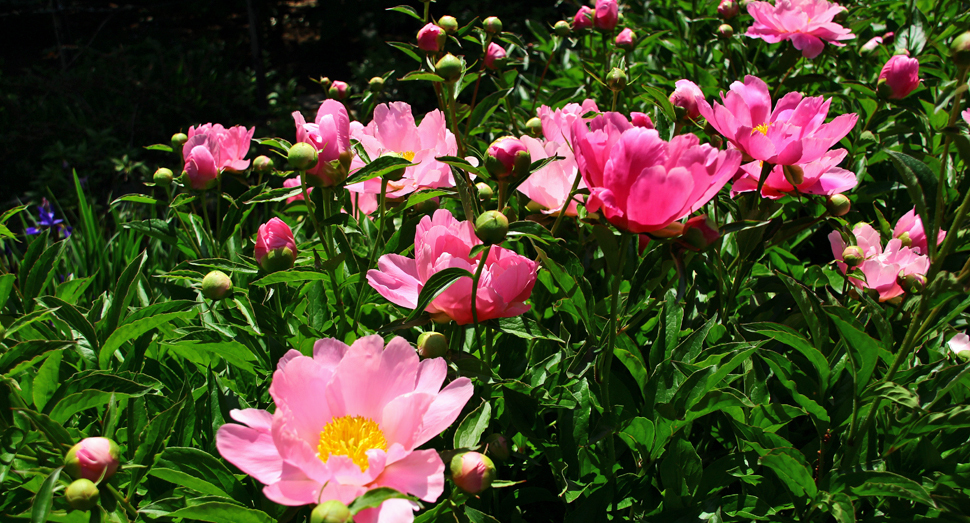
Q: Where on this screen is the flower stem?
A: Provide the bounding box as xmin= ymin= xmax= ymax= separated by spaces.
xmin=931 ymin=65 xmax=969 ymax=260
xmin=106 ymin=484 xmax=138 ymax=518
xmin=600 ymin=231 xmax=629 ymax=506
xmin=550 ymin=172 xmax=584 ymax=237
xmin=353 ymin=178 xmax=389 ymax=330
xmin=470 ymin=244 xmax=492 ymax=368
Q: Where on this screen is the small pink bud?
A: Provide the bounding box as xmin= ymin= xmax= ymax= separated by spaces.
xmin=328 ymin=81 xmax=349 ymax=100
xmin=669 ymin=79 xmax=704 ymax=120
xmin=450 ymin=452 xmax=497 ymax=494
xmin=254 ymin=218 xmax=297 ymax=273
xmin=877 ymin=54 xmax=920 ymax=99
xmin=842 ymin=246 xmax=864 ymax=267
xmin=417 ymin=23 xmax=446 ymax=52
xmin=485 ymin=137 xmax=530 ymax=179
xmin=593 ymin=0 xmax=619 ymax=31
xmin=573 ymin=6 xmax=594 ymax=31
xmin=718 ymin=0 xmax=740 ymax=19
xmin=484 ymin=42 xmax=507 ymax=70
xmin=64 ymin=437 xmax=121 ymax=482
xmin=615 ymin=28 xmax=635 ymax=50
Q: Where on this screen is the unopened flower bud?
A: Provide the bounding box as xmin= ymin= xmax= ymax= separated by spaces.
xmin=898 ymin=272 xmax=926 ymax=294
xmin=524 ymin=200 xmax=545 ymax=213
xmin=718 ymin=0 xmax=740 ymax=18
xmin=606 ymin=68 xmax=627 ymax=92
xmin=484 ymin=433 xmax=510 ymax=461
xmin=842 ymin=246 xmax=864 ymax=267
xmin=897 ymin=231 xmax=913 ymax=248
xmin=438 ymin=15 xmax=459 ymax=34
xmin=417 ymin=332 xmax=449 ymax=359
xmin=329 ymin=81 xmax=349 ymax=100
xmin=476 ymin=182 xmax=494 ymax=201
xmin=64 ymin=437 xmax=121 ymax=482
xmin=782 ymin=164 xmax=804 ymax=186
xmin=952 ymin=32 xmax=970 ymax=68
xmin=414 ymin=197 xmax=440 ymax=214
xmin=450 ymin=452 xmax=496 ymax=494
xmin=826 ymin=193 xmax=851 ymax=217
xmin=615 ymin=28 xmax=635 ymax=50
xmin=368 ymin=76 xmax=385 ymax=93
xmin=679 ymin=215 xmax=719 ymax=251
xmin=475 ymin=210 xmax=509 ymax=245
xmin=554 ymin=20 xmax=571 ymax=37
xmin=310 ymin=500 xmax=353 ymax=523
xmin=484 ymin=42 xmax=507 ymax=70
xmin=65 ymin=479 xmax=100 ymax=511
xmin=485 ymin=137 xmax=530 ymax=179
xmin=718 ymin=24 xmax=734 ymax=39
xmin=418 ymin=23 xmax=446 ymax=52
xmin=288 ymin=142 xmax=319 ymax=171
xmin=153 ymin=167 xmax=174 ymax=186
xmin=435 ymin=53 xmax=464 ymax=83
xmin=253 ymin=155 xmax=274 ymax=174
xmin=381 ymin=152 xmax=408 ymax=182
xmin=171 ymin=133 xmax=188 ymax=149
xmin=201 ymin=270 xmax=232 ymax=301
xmin=255 ymin=218 xmax=297 ymax=273
xmin=525 ymin=117 xmax=543 ymax=137
xmin=318 ymin=77 xmax=332 ymax=91
xmin=483 ymin=16 xmax=503 ymax=34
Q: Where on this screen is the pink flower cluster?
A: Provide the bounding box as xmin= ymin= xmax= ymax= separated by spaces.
xmin=746 ymin=0 xmax=854 ymax=59
xmin=182 ymin=123 xmax=255 ymax=190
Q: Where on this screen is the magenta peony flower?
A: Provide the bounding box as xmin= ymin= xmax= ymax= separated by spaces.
xmin=484 ymin=42 xmax=506 ymax=70
xmin=828 ymin=223 xmax=929 ymax=301
xmin=283 ymin=177 xmax=311 ymax=204
xmin=730 ymin=148 xmax=857 ymax=199
xmin=417 ymin=23 xmax=445 ymax=52
xmin=746 ymin=0 xmax=854 ymax=59
xmin=366 ymin=209 xmax=539 ymax=325
xmin=516 ymin=136 xmax=586 ymax=216
xmin=217 ymin=335 xmax=473 ymax=522
xmin=878 ymin=54 xmax=920 ymax=99
xmin=573 ymin=6 xmax=594 ymax=30
xmin=697 ymin=75 xmax=858 ymax=166
xmin=593 ymin=0 xmax=619 ymax=30
xmin=293 ymin=100 xmax=351 ymax=186
xmin=575 ymin=123 xmax=742 ymax=234
xmin=538 ymin=99 xmax=599 ymax=146
xmin=893 ymin=207 xmax=945 ymax=255
xmin=182 ymin=123 xmax=255 ymax=190
xmin=630 ymin=112 xmax=655 ymax=128
xmin=254 ymin=217 xmax=297 ymax=273
xmin=669 ymin=79 xmax=705 ymax=119
xmin=64 ymin=437 xmax=121 ymax=482
xmin=615 ymin=28 xmax=635 ymax=49
xmin=330 ymin=81 xmax=349 ymax=100
xmin=718 ymin=0 xmax=740 ymax=19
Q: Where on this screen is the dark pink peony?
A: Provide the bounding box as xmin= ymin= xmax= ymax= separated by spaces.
xmin=746 ymin=0 xmax=854 ymax=59
xmin=878 ymin=54 xmax=920 ymax=99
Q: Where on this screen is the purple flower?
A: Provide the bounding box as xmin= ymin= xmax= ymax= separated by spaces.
xmin=26 ymin=198 xmax=71 ymax=238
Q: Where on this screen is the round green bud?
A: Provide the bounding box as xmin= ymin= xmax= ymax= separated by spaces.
xmin=438 ymin=15 xmax=459 ymax=34
xmin=524 ymin=200 xmax=544 ymax=213
xmin=414 ymin=197 xmax=440 ymax=214
xmin=153 ymin=168 xmax=174 ymax=186
xmin=417 ymin=332 xmax=449 ymax=359
xmin=435 ymin=53 xmax=464 ymax=83
xmin=288 ymin=142 xmax=319 ymax=171
xmin=368 ymin=76 xmax=385 ymax=93
xmin=318 ymin=76 xmax=332 ymax=91
xmin=171 ymin=133 xmax=188 ymax=149
xmin=201 ymin=270 xmax=232 ymax=301
xmin=952 ymin=32 xmax=970 ymax=68
xmin=253 ymin=155 xmax=274 ymax=174
xmin=475 ymin=210 xmax=509 ymax=245
xmin=898 ymin=272 xmax=926 ymax=294
xmin=65 ymin=479 xmax=100 ymax=511
xmin=476 ymin=182 xmax=494 ymax=201
xmin=606 ymin=68 xmax=627 ymax=92
xmin=525 ymin=117 xmax=543 ymax=137
xmin=842 ymin=246 xmax=864 ymax=267
xmin=260 ymin=247 xmax=295 ymax=274
xmin=483 ymin=16 xmax=503 ymax=34
xmin=554 ymin=20 xmax=571 ymax=37
xmin=717 ymin=24 xmax=734 ymax=39
xmin=310 ymin=500 xmax=353 ymax=523
xmin=826 ymin=193 xmax=851 ymax=217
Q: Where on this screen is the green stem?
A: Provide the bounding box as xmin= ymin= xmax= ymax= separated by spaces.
xmin=931 ymin=66 xmax=969 ymax=260
xmin=497 ymin=181 xmax=508 ymax=211
xmin=550 ymin=174 xmax=583 ymax=237
xmin=422 ymin=0 xmax=429 ymax=23
xmin=105 ymin=484 xmax=138 ymax=518
xmin=470 ymin=244 xmax=492 ymax=368
xmin=600 ymin=231 xmax=629 ymax=508
xmin=353 ymin=178 xmax=389 ymax=330
xmin=215 ymin=177 xmax=222 ymax=247
xmin=531 ymin=39 xmax=558 ymax=113
xmin=299 ymin=172 xmax=329 ymax=255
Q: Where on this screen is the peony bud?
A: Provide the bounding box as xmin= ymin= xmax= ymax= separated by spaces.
xmin=573 ymin=6 xmax=594 ymax=31
xmin=484 ymin=433 xmax=510 ymax=461
xmin=951 ymin=31 xmax=970 ymax=68
xmin=310 ymin=500 xmax=353 ymax=523
xmin=718 ymin=0 xmax=740 ymax=19
xmin=669 ymin=79 xmax=704 ymax=120
xmin=485 ymin=137 xmax=530 ymax=179
xmin=153 ymin=167 xmax=174 ymax=186
xmin=631 ymin=112 xmax=655 ymax=129
xmin=253 ymin=155 xmax=274 ymax=174
xmin=475 ymin=210 xmax=509 ymax=245
xmin=329 ymin=81 xmax=349 ymax=100
xmin=842 ymin=246 xmax=864 ymax=267
xmin=288 ymin=142 xmax=319 ymax=171
xmin=435 ymin=53 xmax=464 ymax=83
xmin=679 ymin=215 xmax=719 ymax=251
xmin=860 ymin=36 xmax=883 ymax=53
xmin=381 ymin=152 xmax=408 ymax=182
xmin=484 ymin=42 xmax=507 ymax=70
xmin=948 ymin=333 xmax=970 ymax=361
xmin=897 ymin=271 xmax=926 ymax=294
xmin=525 ymin=117 xmax=543 ymax=137
xmin=417 ymin=332 xmax=449 ymax=359
xmin=65 ymin=479 xmax=100 ymax=511
xmin=201 ymin=270 xmax=232 ymax=301
xmin=438 ymin=15 xmax=459 ymax=35
xmin=483 ymin=16 xmax=503 ymax=34
xmin=318 ymin=77 xmax=332 ymax=91
xmin=171 ymin=133 xmax=188 ymax=149
xmin=64 ymin=437 xmax=121 ymax=482
xmin=606 ymin=68 xmax=627 ymax=92
xmin=718 ymin=24 xmax=734 ymax=38
xmin=414 ymin=196 xmax=440 ymax=214
xmin=417 ymin=23 xmax=446 ymax=52
xmin=825 ymin=194 xmax=851 ymax=217
xmin=554 ymin=20 xmax=571 ymax=37
xmin=450 ymin=452 xmax=497 ymax=495
xmin=897 ymin=231 xmax=913 ymax=248
xmin=782 ymin=164 xmax=804 ymax=186
xmin=254 ymin=218 xmax=297 ymax=273
xmin=593 ymin=0 xmax=619 ymax=31
xmin=368 ymin=76 xmax=385 ymax=93
xmin=615 ymin=28 xmax=635 ymax=50
xmin=476 ymin=182 xmax=494 ymax=201
xmin=877 ymin=54 xmax=920 ymax=100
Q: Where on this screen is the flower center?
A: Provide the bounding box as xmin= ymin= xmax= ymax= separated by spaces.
xmin=752 ymin=123 xmax=771 ymax=136
xmin=402 ymin=150 xmax=416 ymax=162
xmin=317 ymin=416 xmax=387 ymax=471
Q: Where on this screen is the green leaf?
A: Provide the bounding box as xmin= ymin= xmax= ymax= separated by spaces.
xmin=386 ymin=5 xmax=423 ymax=21
xmin=759 ymin=447 xmax=817 ymax=501
xmin=507 ymin=220 xmax=557 ymax=245
xmin=98 ymin=311 xmax=194 ymax=369
xmin=32 ymin=351 xmax=62 ymax=411
xmin=189 ymin=258 xmax=259 ymax=274
xmin=344 ymin=155 xmax=416 ymax=186
xmin=659 ymin=437 xmax=702 ymax=509
xmin=164 ymin=340 xmax=258 ymax=374
xmin=43 ymin=370 xmax=162 ymax=416
xmin=30 ymin=466 xmax=62 ymax=523
xmin=404 ymin=267 xmax=474 ymax=323
xmin=243 ymin=186 xmax=305 ymax=204
xmin=250 ymin=267 xmax=331 ymax=287
xmin=841 ymin=471 xmax=936 ymax=507
xmin=111 ymin=194 xmax=158 ymax=206
xmin=144 ymin=144 xmax=173 ymax=152
xmin=16 ymin=409 xmax=74 ymax=449
xmin=130 ymin=400 xmax=184 ymax=495
xmin=399 ymin=71 xmax=445 ymax=82
xmin=745 ymin=322 xmax=829 ymax=387
xmin=98 ymin=251 xmax=147 ymax=340
xmin=37 ymin=296 xmax=100 ymax=351
xmin=777 ymin=272 xmax=828 ymax=350
xmin=348 ymin=487 xmax=414 ymax=515
xmin=166 ymin=503 xmax=274 ymax=523
xmin=454 ymin=401 xmax=492 ymax=448
xmin=0 ymin=273 xmax=15 ymax=309
xmin=24 ymin=240 xmax=66 ymax=304
xmin=886 ymin=150 xmax=938 ymax=254
xmin=49 ymin=389 xmax=117 ymax=423
xmin=0 ymin=341 xmax=72 ymax=376
xmin=169 ymin=193 xmax=197 ymax=208
xmin=150 ymin=447 xmax=248 ymax=499
xmin=827 ymin=314 xmax=882 ymax=394
xmin=3 ymin=308 xmax=57 ymax=339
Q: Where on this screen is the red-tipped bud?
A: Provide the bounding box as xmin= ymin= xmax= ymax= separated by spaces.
xmin=826 ymin=193 xmax=851 ymax=217
xmin=615 ymin=28 xmax=635 ymax=50
xmin=842 ymin=246 xmax=864 ymax=267
xmin=201 ymin=270 xmax=233 ymax=301
xmin=438 ymin=15 xmax=459 ymax=35
xmin=718 ymin=0 xmax=740 ymax=19
xmin=328 ymin=81 xmax=349 ymax=100
xmin=485 ymin=137 xmax=530 ymax=179
xmin=484 ymin=42 xmax=507 ymax=70
xmin=679 ymin=215 xmax=720 ymax=251
xmin=717 ymin=24 xmax=734 ymax=38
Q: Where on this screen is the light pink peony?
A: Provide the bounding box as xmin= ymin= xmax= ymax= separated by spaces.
xmin=293 ymin=100 xmax=351 ymax=186
xmin=484 ymin=42 xmax=507 ymax=70
xmin=878 ymin=54 xmax=920 ymax=99
xmin=538 ymin=99 xmax=600 ymax=146
xmin=216 ymin=335 xmax=473 ymax=523
xmin=283 ymin=177 xmax=311 ymax=204
xmin=330 ymin=81 xmax=349 ymax=100
xmin=573 ymin=6 xmax=594 ymax=30
xmin=697 ymin=75 xmax=858 ymax=166
xmin=254 ymin=217 xmax=297 ymax=272
xmin=828 ymin=223 xmax=929 ymax=301
xmin=182 ymin=123 xmax=255 ymax=190
xmin=366 ymin=209 xmax=539 ymax=325
xmin=963 ymin=108 xmax=970 ymax=126
xmin=669 ymin=79 xmax=705 ymax=120
xmin=893 ymin=207 xmax=945 ymax=255
xmin=730 ymin=148 xmax=856 ymax=198
xmin=516 ymin=136 xmax=586 ymax=216
xmin=593 ymin=0 xmax=619 ymax=30
xmin=417 ymin=23 xmax=445 ymax=52
xmin=746 ymin=0 xmax=854 ymax=59
xmin=577 ymin=125 xmax=742 ymax=234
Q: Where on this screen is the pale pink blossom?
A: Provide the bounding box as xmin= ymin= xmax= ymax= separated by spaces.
xmin=878 ymin=54 xmax=920 ymax=99
xmin=948 ymin=333 xmax=970 ymax=359
xmin=861 ymin=36 xmax=883 ymax=52
xmin=283 ymin=177 xmax=311 ymax=204
xmin=366 ymin=209 xmax=539 ymax=325
xmin=484 ymin=42 xmax=506 ymax=70
xmin=697 ymin=75 xmax=858 ymax=166
xmin=893 ymin=207 xmax=945 ymax=255
xmin=730 ymin=148 xmax=856 ymax=198
xmin=217 ymin=335 xmax=473 ymax=523
xmin=746 ymin=0 xmax=854 ymax=59
xmin=183 ymin=123 xmax=255 ymax=190
xmin=293 ymin=100 xmax=351 ymax=186
xmin=516 ymin=135 xmax=585 ymax=216
xmin=594 ymin=0 xmax=619 ymax=30
xmin=828 ymin=223 xmax=929 ymax=301
xmin=573 ymin=6 xmax=594 ymax=30
xmin=538 ymin=99 xmax=600 ymax=146
xmin=669 ymin=79 xmax=705 ymax=119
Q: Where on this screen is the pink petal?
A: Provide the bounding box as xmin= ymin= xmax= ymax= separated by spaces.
xmin=372 ymin=449 xmax=445 ymax=502
xmin=413 ymin=377 xmax=474 ymax=446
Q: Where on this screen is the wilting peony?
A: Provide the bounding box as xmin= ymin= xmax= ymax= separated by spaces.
xmin=183 ymin=123 xmax=255 ymax=190
xmin=828 ymin=223 xmax=929 ymax=301
xmin=878 ymin=54 xmax=920 ymax=99
xmin=516 ymin=135 xmax=586 ymax=216
xmin=367 ymin=209 xmax=539 ymax=325
xmin=573 ymin=6 xmax=594 ymax=30
xmin=893 ymin=207 xmax=945 ymax=255
xmin=293 ymin=100 xmax=351 ymax=186
xmin=730 ymin=148 xmax=856 ymax=198
xmin=217 ymin=335 xmax=473 ymax=523
xmin=746 ymin=0 xmax=854 ymax=59
xmin=669 ymin=79 xmax=705 ymax=120
xmin=538 ymin=99 xmax=600 ymax=146
xmin=697 ymin=75 xmax=857 ymax=166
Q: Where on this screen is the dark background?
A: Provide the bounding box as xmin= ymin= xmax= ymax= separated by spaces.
xmin=0 ymin=0 xmax=573 ymax=209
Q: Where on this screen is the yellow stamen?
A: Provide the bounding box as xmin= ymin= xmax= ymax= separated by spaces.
xmin=317 ymin=416 xmax=387 ymax=471
xmin=402 ymin=151 xmax=416 ymax=162
xmin=752 ymin=123 xmax=770 ymax=136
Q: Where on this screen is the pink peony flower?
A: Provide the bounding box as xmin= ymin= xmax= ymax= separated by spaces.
xmin=630 ymin=112 xmax=655 ymax=129
xmin=573 ymin=6 xmax=594 ymax=30
xmin=254 ymin=217 xmax=297 ymax=272
xmin=828 ymin=223 xmax=929 ymax=301
xmin=330 ymin=81 xmax=349 ymax=100
xmin=697 ymin=75 xmax=858 ymax=166
xmin=516 ymin=135 xmax=586 ymax=216
xmin=216 ymin=335 xmax=473 ymax=523
xmin=283 ymin=177 xmax=311 ymax=204
xmin=730 ymin=148 xmax=857 ymax=199
xmin=878 ymin=54 xmax=920 ymax=99
xmin=861 ymin=36 xmax=883 ymax=52
xmin=574 ymin=122 xmax=742 ymax=234
xmin=417 ymin=23 xmax=445 ymax=52
xmin=484 ymin=42 xmax=506 ymax=70
xmin=366 ymin=209 xmax=539 ymax=325
xmin=293 ymin=100 xmax=351 ymax=186
xmin=538 ymin=99 xmax=600 ymax=146
xmin=669 ymin=79 xmax=705 ymax=119
xmin=746 ymin=0 xmax=854 ymax=59
xmin=64 ymin=437 xmax=121 ymax=482
xmin=615 ymin=28 xmax=635 ymax=49
xmin=183 ymin=123 xmax=255 ymax=190
xmin=893 ymin=207 xmax=945 ymax=255
xmin=345 ymin=102 xmax=461 ymax=215
xmin=570 ymin=111 xmax=634 ymax=189
xmin=593 ymin=0 xmax=619 ymax=30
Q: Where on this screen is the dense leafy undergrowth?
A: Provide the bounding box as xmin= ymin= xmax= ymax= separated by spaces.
xmin=3 ymin=0 xmax=970 ymax=522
